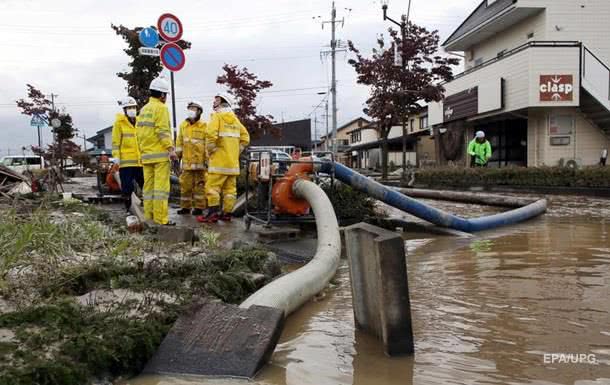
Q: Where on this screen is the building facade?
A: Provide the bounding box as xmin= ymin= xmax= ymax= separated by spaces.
xmin=347 ymin=109 xmax=435 ymax=169
xmin=315 ymin=117 xmax=370 ymax=163
xmin=250 ymin=118 xmax=312 ymax=152
xmin=429 ymin=0 xmax=610 ymax=167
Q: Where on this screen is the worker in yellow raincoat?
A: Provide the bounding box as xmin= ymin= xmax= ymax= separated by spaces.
xmin=197 ymin=93 xmax=249 ymax=223
xmin=112 ymin=96 xmax=144 ymax=212
xmin=136 ymin=76 xmax=177 ymax=226
xmin=176 ymin=100 xmax=207 ymax=216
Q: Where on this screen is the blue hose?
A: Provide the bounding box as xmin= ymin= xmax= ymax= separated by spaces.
xmin=319 ymin=162 xmax=547 ymax=233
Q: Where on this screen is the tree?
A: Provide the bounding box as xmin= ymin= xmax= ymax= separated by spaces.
xmin=216 ymin=64 xmax=276 ymax=140
xmin=16 ymin=85 xmax=77 ymax=169
xmin=348 ymin=25 xmax=459 ymax=179
xmin=111 ymin=24 xmax=191 ymax=107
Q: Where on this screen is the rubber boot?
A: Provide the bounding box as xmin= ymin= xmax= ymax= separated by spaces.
xmin=191 ymin=208 xmax=203 ymax=216
xmin=197 ymin=207 xmax=220 ymax=223
xmin=177 ymin=208 xmax=191 ymax=215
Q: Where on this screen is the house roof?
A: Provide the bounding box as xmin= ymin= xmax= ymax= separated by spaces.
xmin=443 ymin=0 xmax=516 ymax=47
xmin=87 ymin=126 xmax=112 ymax=143
xmin=320 ymin=117 xmax=371 ymax=139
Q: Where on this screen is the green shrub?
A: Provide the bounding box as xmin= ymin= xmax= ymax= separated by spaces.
xmin=322 ymin=183 xmax=376 ymax=224
xmin=414 ymin=166 xmax=610 ymax=188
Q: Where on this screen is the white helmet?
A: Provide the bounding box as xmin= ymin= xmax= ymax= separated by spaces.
xmin=149 ymin=77 xmax=170 ymax=93
xmin=476 ymin=131 xmax=485 ymax=139
xmin=215 ymin=93 xmax=233 ymax=108
xmin=188 ymin=100 xmax=204 ymax=110
xmin=118 ymin=96 xmax=137 ymax=108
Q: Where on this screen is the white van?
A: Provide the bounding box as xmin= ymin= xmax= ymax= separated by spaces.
xmin=1 ymin=155 xmax=46 ymax=174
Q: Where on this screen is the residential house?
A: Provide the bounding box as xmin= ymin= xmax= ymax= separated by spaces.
xmin=314 ymin=117 xmax=370 ymax=163
xmin=428 ymin=0 xmax=610 ymax=168
xmin=86 ymin=126 xmax=113 ymax=155
xmin=348 ymin=108 xmax=436 ymax=169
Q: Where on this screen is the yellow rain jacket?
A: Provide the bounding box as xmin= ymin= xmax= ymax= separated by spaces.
xmin=177 ymin=119 xmax=207 ymax=170
xmin=206 ymin=110 xmax=250 ymax=175
xmin=136 ymin=97 xmax=173 ymax=164
xmin=111 ymin=113 xmax=141 ymax=168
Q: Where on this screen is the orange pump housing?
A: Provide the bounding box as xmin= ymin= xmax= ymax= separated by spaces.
xmin=271 ymin=158 xmax=314 ymax=216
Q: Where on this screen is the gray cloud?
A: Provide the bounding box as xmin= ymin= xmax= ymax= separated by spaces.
xmin=0 ymin=0 xmax=475 ymax=156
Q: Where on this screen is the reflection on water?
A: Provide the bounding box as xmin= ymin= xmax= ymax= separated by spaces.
xmin=123 ymin=196 xmax=610 ymax=385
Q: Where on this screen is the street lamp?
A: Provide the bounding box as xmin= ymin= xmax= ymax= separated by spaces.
xmin=381 ymin=0 xmax=411 ymax=181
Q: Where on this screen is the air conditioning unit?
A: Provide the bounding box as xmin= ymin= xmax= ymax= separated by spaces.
xmin=558 ymin=158 xmax=582 ymax=169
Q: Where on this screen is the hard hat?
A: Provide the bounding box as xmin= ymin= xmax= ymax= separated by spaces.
xmin=476 ymin=131 xmax=485 ymax=139
xmin=101 ymin=151 xmax=106 ymax=155
xmin=187 ymin=100 xmax=204 ymax=110
xmin=215 ymin=93 xmax=233 ymax=107
xmin=149 ymin=76 xmax=170 ymax=93
xmin=118 ymin=96 xmax=137 ymax=108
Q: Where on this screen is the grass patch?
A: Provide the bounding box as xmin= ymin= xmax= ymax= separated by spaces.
xmin=0 ymin=196 xmax=281 ymax=385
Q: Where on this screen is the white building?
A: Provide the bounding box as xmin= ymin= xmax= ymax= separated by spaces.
xmin=429 ymin=0 xmax=610 ymax=167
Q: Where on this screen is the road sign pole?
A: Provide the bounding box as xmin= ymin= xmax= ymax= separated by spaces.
xmin=170 ymin=71 xmax=177 ymax=141
xmin=37 ymin=125 xmax=42 ymax=149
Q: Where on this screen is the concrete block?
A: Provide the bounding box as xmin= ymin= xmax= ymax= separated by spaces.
xmin=143 ymin=301 xmax=284 ymax=378
xmin=344 ymin=222 xmax=414 ymax=356
xmin=157 ymin=226 xmax=195 ymax=244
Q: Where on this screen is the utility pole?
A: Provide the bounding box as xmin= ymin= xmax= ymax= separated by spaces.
xmin=48 ymin=93 xmax=61 ymax=192
xmin=325 ymin=99 xmax=330 ymax=152
xmin=382 ymin=0 xmax=412 ymax=180
xmin=321 ymin=2 xmax=347 ymax=155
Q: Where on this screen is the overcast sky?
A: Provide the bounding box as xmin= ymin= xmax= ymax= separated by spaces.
xmin=0 ymin=0 xmax=476 ymax=156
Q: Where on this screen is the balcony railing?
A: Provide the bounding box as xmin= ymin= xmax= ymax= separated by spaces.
xmin=451 ymin=41 xmax=581 ymax=82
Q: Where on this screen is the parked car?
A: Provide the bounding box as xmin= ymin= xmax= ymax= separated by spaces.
xmin=247 ymin=150 xmax=292 ymax=173
xmin=0 ymin=155 xmax=45 ymax=174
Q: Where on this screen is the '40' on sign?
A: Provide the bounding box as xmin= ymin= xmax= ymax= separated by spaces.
xmin=157 ymin=13 xmax=183 ymax=42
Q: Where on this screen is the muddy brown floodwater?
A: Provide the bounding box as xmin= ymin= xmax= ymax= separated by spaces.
xmin=124 ymin=195 xmax=610 ymax=385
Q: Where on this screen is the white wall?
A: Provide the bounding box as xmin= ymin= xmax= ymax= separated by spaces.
xmin=519 ymin=0 xmax=610 ymax=64
xmin=528 ymin=107 xmax=610 ymax=166
xmin=103 ymin=131 xmax=112 ymax=150
xmin=438 ymin=45 xmax=581 ymax=118
xmin=468 ymin=11 xmax=546 ymax=69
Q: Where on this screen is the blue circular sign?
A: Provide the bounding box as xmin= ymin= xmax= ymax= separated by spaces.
xmin=160 ymin=43 xmax=186 ymax=72
xmin=139 ymin=27 xmax=159 ymax=48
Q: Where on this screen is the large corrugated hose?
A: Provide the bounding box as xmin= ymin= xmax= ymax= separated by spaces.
xmin=240 ymin=179 xmax=341 ymax=316
xmin=319 ymin=161 xmax=547 ymax=233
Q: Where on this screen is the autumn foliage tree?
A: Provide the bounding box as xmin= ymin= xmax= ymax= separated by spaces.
xmin=348 ymin=25 xmax=459 ymax=178
xmin=16 ymin=84 xmax=77 ymax=168
xmin=111 ymin=24 xmax=191 ymax=107
xmin=216 ymin=64 xmax=275 ymax=140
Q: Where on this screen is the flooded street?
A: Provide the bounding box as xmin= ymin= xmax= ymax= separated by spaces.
xmin=125 ymin=195 xmax=610 ymax=385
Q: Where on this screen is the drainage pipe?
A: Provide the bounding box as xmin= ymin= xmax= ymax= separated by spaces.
xmin=240 ymin=179 xmax=341 ymax=316
xmin=320 ymin=161 xmax=547 ymax=233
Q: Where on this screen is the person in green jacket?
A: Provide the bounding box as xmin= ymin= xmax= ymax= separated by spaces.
xmin=468 ymin=131 xmax=492 ymax=167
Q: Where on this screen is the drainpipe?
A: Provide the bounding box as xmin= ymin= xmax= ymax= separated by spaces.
xmin=240 ymin=178 xmax=341 ymax=316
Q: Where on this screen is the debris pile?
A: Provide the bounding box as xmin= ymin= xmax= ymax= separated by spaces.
xmin=0 ymin=165 xmax=27 ymax=198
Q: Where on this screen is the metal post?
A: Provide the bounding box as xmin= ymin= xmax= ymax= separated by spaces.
xmin=401 ymin=19 xmax=407 ymax=179
xmin=331 ymin=1 xmax=338 ymax=155
xmin=325 ymin=99 xmax=330 ymax=151
xmin=170 ymin=71 xmax=177 ymax=141
xmin=37 ymin=125 xmax=42 ymax=149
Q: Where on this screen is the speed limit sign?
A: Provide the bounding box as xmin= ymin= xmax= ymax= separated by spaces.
xmin=157 ymin=13 xmax=183 ymax=42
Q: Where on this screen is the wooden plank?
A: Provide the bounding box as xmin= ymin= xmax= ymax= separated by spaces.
xmin=143 ymin=301 xmax=284 ymax=378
